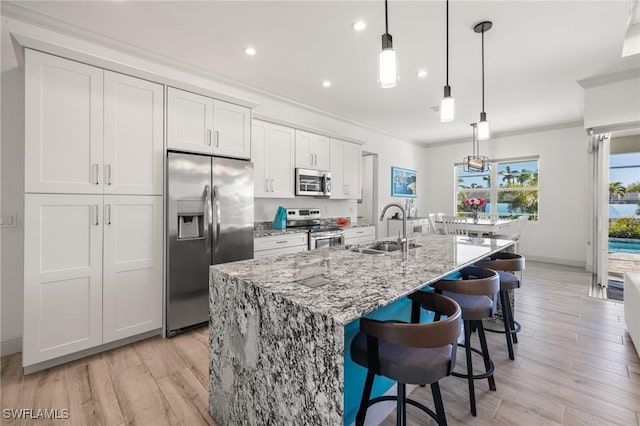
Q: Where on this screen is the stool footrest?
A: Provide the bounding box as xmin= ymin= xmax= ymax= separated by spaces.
xmin=367 ymin=395 xmax=439 ymax=424
xmin=451 ymin=344 xmax=495 ymax=380
xmin=485 ymin=320 xmax=521 ymax=335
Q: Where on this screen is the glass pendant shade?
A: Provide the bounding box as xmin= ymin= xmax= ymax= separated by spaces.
xmin=378 ymin=48 xmax=398 ymax=88
xmin=440 ymin=86 xmax=454 ymax=122
xmin=477 ymin=119 xmax=490 ymax=140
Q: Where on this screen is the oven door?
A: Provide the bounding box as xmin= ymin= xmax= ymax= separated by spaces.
xmin=310 ymin=232 xmax=344 ymax=250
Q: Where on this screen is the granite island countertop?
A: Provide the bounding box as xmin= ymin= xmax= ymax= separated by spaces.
xmin=212 ymin=233 xmax=513 ymax=325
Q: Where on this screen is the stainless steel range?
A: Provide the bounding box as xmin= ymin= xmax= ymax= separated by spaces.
xmin=286 ymin=208 xmax=344 ymax=250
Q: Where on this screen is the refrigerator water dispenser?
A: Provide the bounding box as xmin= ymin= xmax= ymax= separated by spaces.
xmin=177 ymin=200 xmax=204 ymax=240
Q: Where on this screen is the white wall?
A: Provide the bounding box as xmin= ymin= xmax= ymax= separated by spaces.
xmin=423 ymin=125 xmax=589 ymax=266
xmin=0 ymin=15 xmax=428 ymax=348
xmin=583 ymin=73 xmax=640 ymax=129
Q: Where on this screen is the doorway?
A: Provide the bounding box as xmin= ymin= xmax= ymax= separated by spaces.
xmin=357 ymin=153 xmax=378 ymax=236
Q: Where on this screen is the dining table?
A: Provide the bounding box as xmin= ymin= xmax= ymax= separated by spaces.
xmin=435 ymin=218 xmax=514 ymax=236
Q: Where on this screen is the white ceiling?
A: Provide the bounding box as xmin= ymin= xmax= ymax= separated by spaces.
xmin=8 ymin=1 xmax=640 ymax=144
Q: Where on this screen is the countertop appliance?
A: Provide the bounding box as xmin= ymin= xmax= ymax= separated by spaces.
xmin=286 ymin=208 xmax=344 ymax=250
xmin=167 ymin=152 xmax=253 ymax=336
xmin=295 ymin=168 xmax=331 ymax=197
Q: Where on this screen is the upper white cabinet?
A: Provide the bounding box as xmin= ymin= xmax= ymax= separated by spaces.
xmin=102 ymin=195 xmax=162 ymax=343
xmin=330 ymin=138 xmax=361 ymax=200
xmin=25 ymin=50 xmax=163 ymax=195
xmin=104 ymin=71 xmax=164 ymax=195
xmin=213 ymin=99 xmax=251 ymax=159
xmin=167 ymin=87 xmax=251 ymax=159
xmin=25 ymin=49 xmax=104 ymax=194
xmin=252 ymin=120 xmax=295 ymax=198
xmin=295 ymin=130 xmax=330 ymax=171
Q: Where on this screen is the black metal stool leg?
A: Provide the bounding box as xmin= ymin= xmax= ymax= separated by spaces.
xmin=463 ymin=320 xmax=477 ymax=416
xmin=431 ymin=381 xmax=447 ymax=426
xmin=500 ymin=290 xmax=515 ymax=360
xmin=397 ymin=383 xmax=407 ymax=426
xmin=356 ymin=371 xmax=375 ymax=426
xmin=505 ymin=293 xmax=518 ymax=344
xmin=477 ymin=321 xmax=497 ymax=391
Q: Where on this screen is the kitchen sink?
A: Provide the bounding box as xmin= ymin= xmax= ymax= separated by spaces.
xmin=350 ymin=241 xmax=423 ymax=255
xmin=367 ymin=242 xmax=402 ymax=252
xmin=350 ymin=247 xmax=386 ymax=255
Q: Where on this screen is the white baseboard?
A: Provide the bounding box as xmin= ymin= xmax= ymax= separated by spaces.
xmin=1 ymin=338 xmax=22 ymax=356
xmin=524 ymin=255 xmax=586 ymax=269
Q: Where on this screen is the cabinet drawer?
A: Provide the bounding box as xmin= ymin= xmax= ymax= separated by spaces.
xmin=344 ymin=226 xmax=375 ymax=241
xmin=254 ymin=233 xmax=308 ymax=252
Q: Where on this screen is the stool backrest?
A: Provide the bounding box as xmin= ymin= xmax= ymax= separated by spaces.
xmin=430 ymin=266 xmax=499 ymax=297
xmin=476 ymin=252 xmax=525 ymax=272
xmin=360 ymin=293 xmax=460 ymax=349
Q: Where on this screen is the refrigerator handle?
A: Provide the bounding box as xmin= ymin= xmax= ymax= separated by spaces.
xmin=204 ymin=185 xmax=213 ymax=253
xmin=213 ymin=185 xmax=221 ymax=253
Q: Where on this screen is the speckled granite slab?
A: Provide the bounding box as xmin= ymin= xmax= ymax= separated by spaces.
xmin=209 ymin=234 xmax=513 ymax=425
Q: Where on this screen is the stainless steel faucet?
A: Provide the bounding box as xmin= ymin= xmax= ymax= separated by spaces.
xmin=379 ymin=202 xmax=408 ymax=252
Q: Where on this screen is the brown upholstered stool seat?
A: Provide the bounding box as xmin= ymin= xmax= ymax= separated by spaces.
xmin=443 ymin=292 xmax=494 ymax=320
xmin=352 ymin=292 xmax=461 ymax=426
xmin=475 ymin=252 xmax=525 ymax=361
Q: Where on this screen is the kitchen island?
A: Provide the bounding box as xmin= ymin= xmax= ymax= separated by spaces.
xmin=209 ymin=234 xmax=513 ymax=426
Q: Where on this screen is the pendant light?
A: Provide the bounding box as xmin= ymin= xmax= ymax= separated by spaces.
xmin=378 ymin=0 xmax=398 ymax=88
xmin=463 ymin=123 xmax=488 ymax=172
xmin=440 ymin=0 xmax=454 ymax=122
xmin=474 ymin=21 xmax=492 ymax=140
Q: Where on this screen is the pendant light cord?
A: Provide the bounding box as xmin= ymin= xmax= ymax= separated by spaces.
xmin=481 ymin=28 xmax=485 ymax=113
xmin=385 ymin=0 xmax=389 ymax=34
xmin=446 ymin=0 xmax=449 ymax=86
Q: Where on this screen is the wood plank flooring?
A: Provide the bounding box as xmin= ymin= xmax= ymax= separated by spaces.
xmin=1 ymin=262 xmax=638 ymax=426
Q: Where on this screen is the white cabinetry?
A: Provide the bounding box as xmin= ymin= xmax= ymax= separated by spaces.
xmin=330 ymin=139 xmax=361 ymax=200
xmin=25 ymin=50 xmax=163 ymax=195
xmin=23 ymin=50 xmax=164 ymax=368
xmin=254 ymin=233 xmax=308 ymax=258
xmin=252 ymin=120 xmax=295 ymax=198
xmin=167 ymin=87 xmax=251 ymax=159
xmin=23 ymin=194 xmax=104 ymax=366
xmin=102 ymin=196 xmax=163 ymax=343
xmin=387 ymin=218 xmax=430 ymax=238
xmin=343 ymin=226 xmax=376 ymax=245
xmin=295 ymin=130 xmax=330 ymax=170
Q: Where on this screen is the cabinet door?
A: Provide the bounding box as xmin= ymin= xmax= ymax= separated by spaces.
xmin=213 ymin=100 xmax=251 ymax=159
xmin=330 ymin=139 xmax=346 ymax=199
xmin=103 ymin=195 xmax=162 ymax=343
xmin=104 ymin=72 xmax=164 ymax=195
xmin=167 ymin=87 xmax=214 ymax=154
xmin=251 ymin=121 xmax=269 ymax=197
xmin=313 ymin=134 xmax=331 ymax=171
xmin=344 ymin=142 xmax=362 ymax=199
xmin=268 ymin=123 xmax=296 ymax=198
xmin=295 ymin=130 xmax=313 ymax=169
xmin=25 ymin=50 xmax=104 ymax=194
xmin=23 ymin=194 xmax=103 ymax=367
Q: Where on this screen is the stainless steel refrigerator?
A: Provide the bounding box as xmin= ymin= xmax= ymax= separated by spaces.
xmin=167 ymin=152 xmax=254 ymax=336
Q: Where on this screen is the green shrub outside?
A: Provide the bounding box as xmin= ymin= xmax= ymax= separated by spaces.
xmin=609 ymin=217 xmax=640 ymax=239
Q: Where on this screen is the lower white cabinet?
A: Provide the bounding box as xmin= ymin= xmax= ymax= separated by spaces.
xmin=254 ymin=233 xmax=308 ymax=258
xmin=387 ymin=218 xmax=430 ymax=238
xmin=343 ymin=226 xmax=376 ymax=245
xmin=23 ymin=194 xmax=162 ymax=367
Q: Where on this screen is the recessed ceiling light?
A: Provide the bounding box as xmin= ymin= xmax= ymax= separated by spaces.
xmin=417 ymin=70 xmax=428 ymax=78
xmin=352 ymin=21 xmax=366 ymax=31
xmin=322 ymin=80 xmax=332 ymax=88
xmin=244 ymin=47 xmax=256 ymax=56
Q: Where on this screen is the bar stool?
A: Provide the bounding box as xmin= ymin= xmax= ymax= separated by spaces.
xmin=351 ymin=292 xmax=461 ymax=426
xmin=411 ymin=266 xmax=499 ymax=417
xmin=475 ymin=252 xmax=525 ymax=360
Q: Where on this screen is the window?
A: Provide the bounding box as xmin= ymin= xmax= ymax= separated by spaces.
xmin=456 ymin=158 xmax=539 ymax=220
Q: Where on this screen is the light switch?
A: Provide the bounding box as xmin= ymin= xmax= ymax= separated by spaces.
xmin=0 ymin=213 xmax=17 ymax=228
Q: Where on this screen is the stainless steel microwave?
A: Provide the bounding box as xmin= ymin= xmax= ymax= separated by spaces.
xmin=295 ymin=168 xmax=331 ymax=197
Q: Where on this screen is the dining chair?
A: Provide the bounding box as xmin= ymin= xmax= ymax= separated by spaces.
xmin=428 ymin=213 xmax=445 ymax=235
xmin=441 ymin=216 xmax=469 ymax=236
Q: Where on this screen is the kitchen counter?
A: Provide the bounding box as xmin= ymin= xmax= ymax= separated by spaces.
xmin=253 ymin=228 xmax=308 ymax=238
xmin=209 ymin=234 xmax=514 ymax=425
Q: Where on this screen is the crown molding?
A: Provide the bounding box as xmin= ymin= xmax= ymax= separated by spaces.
xmin=1 ymin=1 xmax=415 ymax=145
xmin=577 ymin=67 xmax=640 ymax=89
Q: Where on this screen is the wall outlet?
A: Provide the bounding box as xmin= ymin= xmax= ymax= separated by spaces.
xmin=0 ymin=213 xmax=17 ymax=228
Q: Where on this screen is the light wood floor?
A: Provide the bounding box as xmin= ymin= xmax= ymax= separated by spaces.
xmin=1 ymin=262 xmax=639 ymax=426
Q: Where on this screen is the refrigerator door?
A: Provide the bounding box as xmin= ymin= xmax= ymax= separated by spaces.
xmin=167 ymin=152 xmax=213 ymax=336
xmin=212 ymin=157 xmax=254 ymax=264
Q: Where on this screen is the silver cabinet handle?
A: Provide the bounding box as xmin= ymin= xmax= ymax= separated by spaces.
xmin=347 ymin=184 xmax=350 ymax=195
xmin=269 ymin=179 xmax=274 ymax=192
xmin=276 ymin=240 xmax=288 ymax=244
xmin=207 ymin=129 xmax=212 ymax=146
xmin=92 ymin=164 xmax=99 ymax=185
xmin=105 ymin=204 xmax=111 ymax=225
xmin=105 ymin=164 xmax=112 ymax=186
xmin=265 ymin=179 xmax=269 ymax=192
xmin=314 ymin=154 xmax=318 ymax=166
xmin=215 ymin=130 xmax=220 ymax=147
xmin=93 ymin=205 xmax=99 ymax=225
xmin=310 ymin=153 xmax=313 ymax=165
